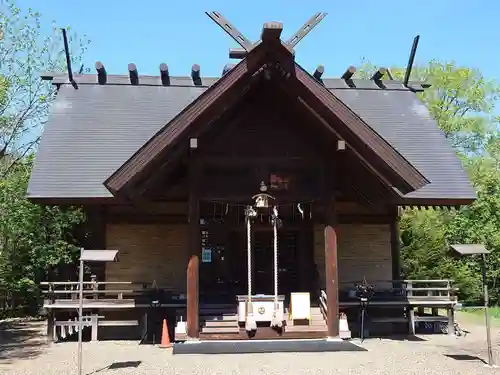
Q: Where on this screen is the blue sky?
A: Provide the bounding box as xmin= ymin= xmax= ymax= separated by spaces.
xmin=20 ymin=0 xmax=500 ymax=80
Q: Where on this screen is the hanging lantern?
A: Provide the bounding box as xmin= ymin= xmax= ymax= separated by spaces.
xmin=252 ymin=182 xmax=275 ymax=213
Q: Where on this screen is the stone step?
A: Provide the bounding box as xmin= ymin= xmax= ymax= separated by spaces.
xmin=201 ymin=326 xmax=240 ymax=334
xmin=200 ymin=312 xmax=238 ymax=320
xmin=285 ymin=325 xmax=327 ymax=333
xmin=203 ymin=320 xmax=239 ymax=328
xmin=286 ymin=320 xmax=326 ymax=326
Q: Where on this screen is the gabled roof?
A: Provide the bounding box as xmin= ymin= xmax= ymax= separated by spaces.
xmin=104 ymin=37 xmax=428 ymax=198
xmin=27 ymin=49 xmax=476 ymax=205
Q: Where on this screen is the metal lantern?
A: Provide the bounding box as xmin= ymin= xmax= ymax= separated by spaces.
xmin=252 ymin=181 xmax=275 ymax=213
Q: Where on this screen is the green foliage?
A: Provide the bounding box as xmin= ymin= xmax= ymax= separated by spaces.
xmin=0 ymin=1 xmax=89 ymax=316
xmin=0 ymin=0 xmax=90 ymax=172
xmin=0 ymin=157 xmax=85 ymax=313
xmin=359 ymin=59 xmax=500 ymax=304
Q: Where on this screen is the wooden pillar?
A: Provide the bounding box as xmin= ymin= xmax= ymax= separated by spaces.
xmin=187 ymin=159 xmax=201 ymax=340
xmin=46 ymin=310 xmax=55 ymax=342
xmin=389 ymin=206 xmax=401 ymax=280
xmin=298 ymin=222 xmax=310 ymax=292
xmin=324 ymin=195 xmax=339 ymax=338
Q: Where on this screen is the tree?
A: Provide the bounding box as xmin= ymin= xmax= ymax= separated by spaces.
xmin=0 ymin=1 xmax=89 ymax=316
xmin=0 ymin=0 xmax=90 ymax=174
xmin=0 ymin=157 xmax=84 ymax=314
xmin=358 ymin=60 xmax=500 ymax=303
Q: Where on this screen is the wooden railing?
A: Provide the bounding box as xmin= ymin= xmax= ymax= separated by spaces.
xmin=319 ymin=279 xmax=458 ymax=309
xmin=338 ymin=279 xmax=458 ymax=304
xmin=40 ymin=278 xmax=187 ymax=309
xmin=320 ymin=279 xmax=459 ymax=334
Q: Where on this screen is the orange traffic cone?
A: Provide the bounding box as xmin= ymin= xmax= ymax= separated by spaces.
xmin=159 ymin=318 xmax=171 ymax=348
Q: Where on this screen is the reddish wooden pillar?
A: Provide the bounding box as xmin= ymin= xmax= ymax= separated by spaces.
xmin=186 ymin=158 xmax=201 ymax=340
xmin=324 ymin=225 xmax=339 ymax=337
xmin=187 ymin=255 xmax=199 ymax=339
xmin=390 ymin=206 xmax=401 ymax=280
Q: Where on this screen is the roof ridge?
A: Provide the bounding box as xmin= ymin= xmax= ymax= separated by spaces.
xmin=45 ymin=73 xmax=427 ymax=92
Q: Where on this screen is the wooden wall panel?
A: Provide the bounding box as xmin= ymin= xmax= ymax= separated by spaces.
xmin=105 ymin=224 xmax=188 ymax=292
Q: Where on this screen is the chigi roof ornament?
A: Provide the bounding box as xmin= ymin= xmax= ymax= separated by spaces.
xmin=205 ymin=11 xmax=327 ymax=60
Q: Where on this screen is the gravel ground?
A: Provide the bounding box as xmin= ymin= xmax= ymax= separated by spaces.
xmin=1 ymin=319 xmax=500 ymax=375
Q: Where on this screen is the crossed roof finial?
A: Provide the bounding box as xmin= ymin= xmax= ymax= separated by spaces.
xmin=205 ymin=11 xmax=327 ymax=59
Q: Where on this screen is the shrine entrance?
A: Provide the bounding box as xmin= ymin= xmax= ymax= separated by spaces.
xmin=199 ymin=220 xmax=312 ymax=304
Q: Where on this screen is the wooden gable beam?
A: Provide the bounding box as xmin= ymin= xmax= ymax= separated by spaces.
xmin=104 ymin=34 xmax=294 ymax=197
xmin=290 ymin=64 xmax=429 ymax=195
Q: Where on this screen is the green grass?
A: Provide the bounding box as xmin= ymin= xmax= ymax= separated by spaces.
xmin=455 ymin=307 xmax=500 ymax=327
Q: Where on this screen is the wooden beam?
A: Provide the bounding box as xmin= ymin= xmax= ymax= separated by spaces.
xmin=191 ymin=64 xmax=201 ymax=86
xmin=222 ymin=63 xmax=235 ymax=76
xmin=313 ymin=65 xmax=324 ymax=80
xmin=371 ymin=67 xmax=387 ymax=81
xmin=186 ymin=255 xmax=199 ymax=339
xmin=285 ymin=12 xmax=327 ymax=48
xmin=390 ymin=206 xmax=401 ymax=280
xmin=186 ymin=158 xmax=201 ymax=340
xmin=95 ymin=61 xmax=107 ymax=85
xmin=229 ymin=48 xmax=247 ymax=59
xmin=128 ymin=63 xmax=138 ymax=85
xmin=205 ymin=11 xmax=253 ymax=50
xmin=341 ymin=66 xmax=356 ymax=80
xmin=160 ymin=63 xmax=170 ymax=86
xmin=324 ymin=167 xmax=339 ymax=338
xmin=324 ymin=225 xmax=339 ymax=338
xmin=261 ymin=22 xmax=283 ymax=42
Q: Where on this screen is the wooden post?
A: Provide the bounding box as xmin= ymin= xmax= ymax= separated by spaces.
xmin=389 ymin=206 xmax=401 ymax=280
xmin=47 ymin=310 xmax=55 ymax=342
xmin=298 ymin=223 xmax=310 ymax=292
xmin=186 ymin=158 xmax=201 ymax=340
xmin=91 ymin=314 xmax=99 ymax=341
xmin=324 ymin=225 xmax=339 ymax=337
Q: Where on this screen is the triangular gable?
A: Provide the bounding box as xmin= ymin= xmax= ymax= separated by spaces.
xmin=104 ymin=29 xmax=428 ymax=198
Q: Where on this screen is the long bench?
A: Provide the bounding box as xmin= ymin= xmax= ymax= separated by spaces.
xmin=52 ymin=314 xmax=139 ymax=342
xmin=321 ymin=279 xmax=459 ymax=336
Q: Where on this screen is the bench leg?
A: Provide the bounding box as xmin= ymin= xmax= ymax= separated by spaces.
xmin=447 ymin=308 xmax=455 ymax=336
xmin=407 ymin=307 xmax=415 ymax=335
xmin=91 ymin=315 xmax=98 ymax=341
xmin=46 ymin=310 xmax=55 ymax=342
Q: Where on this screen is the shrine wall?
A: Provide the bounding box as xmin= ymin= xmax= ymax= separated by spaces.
xmin=313 ymin=224 xmax=392 ymax=288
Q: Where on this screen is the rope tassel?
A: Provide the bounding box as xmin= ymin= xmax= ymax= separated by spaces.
xmin=270 ymin=206 xmax=283 ymax=329
xmin=245 ymin=206 xmax=257 ymax=332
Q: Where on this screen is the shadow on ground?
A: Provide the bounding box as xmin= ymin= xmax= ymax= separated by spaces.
xmin=88 ymin=361 xmax=142 ymax=374
xmin=358 ymin=335 xmax=427 ymax=342
xmin=0 ymin=320 xmax=47 ymax=363
xmin=445 ymin=354 xmax=487 ymax=364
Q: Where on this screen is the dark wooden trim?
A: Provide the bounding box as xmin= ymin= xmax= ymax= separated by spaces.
xmin=28 ymin=196 xmax=476 ymax=208
xmin=187 ymin=158 xmax=201 ymax=339
xmin=104 ymin=41 xmax=283 ymax=196
xmin=106 ymin=214 xmax=187 ymax=224
xmin=324 ymin=168 xmax=339 ymax=337
xmin=324 ymin=224 xmax=339 ymax=338
xmin=105 ymin=213 xmax=393 ymax=225
xmin=292 ymin=65 xmax=429 ymax=194
xmin=390 ymin=206 xmax=401 ymax=280
xmin=338 ymin=215 xmax=393 ymax=224
xmin=397 ymin=198 xmax=475 ymax=207
xmin=186 ymin=255 xmax=199 ymax=339
xmin=28 ymin=197 xmax=120 ymax=205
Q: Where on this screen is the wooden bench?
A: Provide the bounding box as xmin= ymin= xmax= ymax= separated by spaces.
xmin=53 ymin=314 xmax=139 ymax=342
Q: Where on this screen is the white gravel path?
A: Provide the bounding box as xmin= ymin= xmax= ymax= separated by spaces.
xmin=1 ymin=320 xmax=500 ymax=375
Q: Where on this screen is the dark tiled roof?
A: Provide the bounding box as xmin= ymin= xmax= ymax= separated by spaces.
xmin=27 ymin=74 xmax=476 ymax=202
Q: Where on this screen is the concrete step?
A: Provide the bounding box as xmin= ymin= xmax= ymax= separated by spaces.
xmin=285 ymin=325 xmax=327 ymax=333
xmin=201 ymin=314 xmax=238 ymax=322
xmin=203 ymin=320 xmax=239 ymax=328
xmin=285 ymin=320 xmax=326 ymax=326
xmin=201 ymin=326 xmax=240 ymax=334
